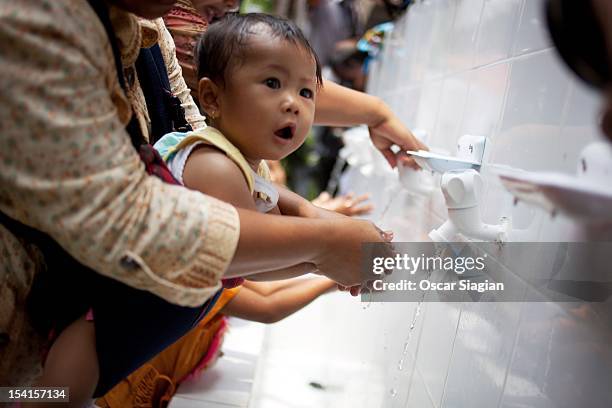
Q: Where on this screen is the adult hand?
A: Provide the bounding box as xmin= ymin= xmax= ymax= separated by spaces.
xmin=369 ymin=105 xmax=428 ymax=169
xmin=314 ymin=219 xmax=394 ymax=287
xmin=230 ymin=210 xmax=389 ymax=282
xmin=336 ymin=228 xmax=393 ymax=296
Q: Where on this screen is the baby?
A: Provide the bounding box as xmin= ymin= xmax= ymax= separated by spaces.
xmin=155 ymin=12 xmax=342 ymax=255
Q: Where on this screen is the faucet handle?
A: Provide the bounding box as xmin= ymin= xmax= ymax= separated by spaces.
xmin=441 ymin=169 xmax=483 ymax=209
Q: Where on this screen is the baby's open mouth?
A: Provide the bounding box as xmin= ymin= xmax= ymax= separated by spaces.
xmin=275 ymin=126 xmax=295 ymax=140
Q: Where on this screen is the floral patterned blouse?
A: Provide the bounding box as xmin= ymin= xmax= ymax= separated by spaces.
xmin=0 ymin=0 xmax=239 ymax=384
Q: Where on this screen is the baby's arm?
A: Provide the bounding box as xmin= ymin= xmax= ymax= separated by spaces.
xmin=183 ymin=145 xmax=259 ymax=211
xmin=221 ymin=278 xmax=336 ymax=324
xmin=183 ymin=146 xmax=316 ymax=280
xmin=276 ymin=184 xmax=344 ymax=219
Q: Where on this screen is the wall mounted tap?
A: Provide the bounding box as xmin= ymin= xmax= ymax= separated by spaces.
xmin=429 ymin=170 xmax=510 ymax=243
xmin=408 ymin=135 xmax=510 ymax=242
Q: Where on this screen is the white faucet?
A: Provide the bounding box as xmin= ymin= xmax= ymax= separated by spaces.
xmin=429 ymin=170 xmax=510 ymax=243
xmin=407 ymin=135 xmax=511 ymax=243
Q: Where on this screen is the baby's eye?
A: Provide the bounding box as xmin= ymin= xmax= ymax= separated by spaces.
xmin=265 ymin=78 xmax=281 ymax=89
xmin=300 ymin=88 xmax=314 ymax=99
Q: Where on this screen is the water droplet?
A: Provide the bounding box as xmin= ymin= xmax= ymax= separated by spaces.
xmin=390 ymin=388 xmax=397 ymax=397
xmin=361 ymin=289 xmax=373 ymax=309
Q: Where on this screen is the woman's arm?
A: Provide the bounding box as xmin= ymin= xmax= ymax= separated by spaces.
xmin=183 ymin=146 xmax=386 ymax=285
xmin=315 ymin=79 xmax=386 ymax=127
xmin=229 ymin=208 xmax=393 ymax=287
xmin=221 ymin=278 xmax=337 ymax=324
xmin=241 ymin=263 xmax=316 ymax=282
xmin=315 ymin=79 xmax=427 ymax=168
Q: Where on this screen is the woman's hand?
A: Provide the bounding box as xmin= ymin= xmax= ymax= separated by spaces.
xmin=368 ymin=105 xmax=428 ymax=169
xmin=336 ymin=228 xmax=393 ymax=296
xmin=314 ymin=219 xmax=394 ymax=287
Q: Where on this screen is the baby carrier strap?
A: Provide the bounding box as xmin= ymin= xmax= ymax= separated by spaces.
xmin=136 ymin=44 xmax=192 ymax=145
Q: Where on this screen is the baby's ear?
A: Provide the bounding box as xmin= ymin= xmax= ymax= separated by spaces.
xmin=198 ymin=77 xmax=221 ymax=119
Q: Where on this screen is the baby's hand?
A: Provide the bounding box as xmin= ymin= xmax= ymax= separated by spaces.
xmin=312 ymin=192 xmax=373 ymax=217
xmin=337 ymin=284 xmax=364 ymax=297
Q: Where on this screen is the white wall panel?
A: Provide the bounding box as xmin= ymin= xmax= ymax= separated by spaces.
xmin=250 ymin=1 xmax=612 ymax=406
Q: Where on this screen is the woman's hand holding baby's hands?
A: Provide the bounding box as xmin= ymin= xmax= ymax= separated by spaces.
xmin=314 ymin=219 xmax=394 ymax=288
xmin=337 ymin=228 xmax=393 ymax=296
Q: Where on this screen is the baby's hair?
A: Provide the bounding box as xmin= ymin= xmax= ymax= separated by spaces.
xmin=195 ymin=13 xmax=323 ymax=88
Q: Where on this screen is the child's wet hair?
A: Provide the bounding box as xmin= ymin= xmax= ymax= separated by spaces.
xmin=195 ymin=13 xmax=323 ymax=88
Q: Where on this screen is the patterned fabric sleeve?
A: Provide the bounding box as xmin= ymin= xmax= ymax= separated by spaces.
xmin=0 ymin=0 xmax=239 ymax=307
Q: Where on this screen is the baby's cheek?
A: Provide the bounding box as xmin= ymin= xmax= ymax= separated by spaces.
xmin=304 ymin=109 xmax=316 ymax=126
xmin=290 ymin=129 xmax=308 ymax=151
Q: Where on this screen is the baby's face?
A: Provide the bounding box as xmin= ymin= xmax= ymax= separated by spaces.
xmin=213 ymin=30 xmax=318 ymax=162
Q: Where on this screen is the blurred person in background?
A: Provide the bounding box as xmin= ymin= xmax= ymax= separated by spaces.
xmin=546 ymin=0 xmax=612 ymax=141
